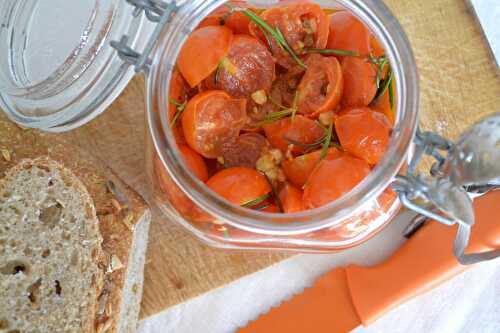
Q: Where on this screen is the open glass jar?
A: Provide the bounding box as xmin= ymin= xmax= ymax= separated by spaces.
xmin=6 ymin=0 xmax=494 ymax=256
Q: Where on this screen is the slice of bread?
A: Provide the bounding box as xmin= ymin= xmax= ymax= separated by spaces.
xmin=0 ymin=158 xmax=105 ymax=333
xmin=0 ymin=114 xmax=151 ymax=333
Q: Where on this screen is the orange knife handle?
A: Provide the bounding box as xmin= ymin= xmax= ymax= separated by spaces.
xmin=346 ymin=190 xmax=500 ymax=326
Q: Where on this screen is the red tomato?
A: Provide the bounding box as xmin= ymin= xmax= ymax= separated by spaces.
xmin=341 ymin=56 xmax=377 ymax=107
xmin=168 ymin=70 xmax=188 ymax=144
xmin=335 ymin=107 xmax=391 ymax=164
xmin=263 ymin=115 xmax=325 ymax=155
xmin=297 ymin=54 xmax=343 ymax=116
xmin=216 ymin=35 xmax=275 ymax=98
xmin=177 ymin=26 xmax=233 ymax=87
xmin=327 ymin=12 xmax=371 ymax=59
xmin=279 ymin=183 xmax=305 ymax=213
xmin=198 ymin=2 xmax=252 ymax=35
xmin=182 ymin=91 xmax=247 ymax=158
xmin=207 ymin=167 xmax=271 ymax=206
xmin=282 ymin=147 xmax=342 ymax=187
xmin=303 ymin=155 xmax=371 ymax=209
xmin=154 ymin=154 xmax=211 ymax=222
xmin=221 ymin=133 xmax=270 ymax=168
xmin=249 ymin=3 xmax=329 ymax=69
xmin=178 ymin=145 xmax=209 ymax=182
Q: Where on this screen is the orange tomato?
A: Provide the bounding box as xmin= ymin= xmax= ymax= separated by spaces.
xmin=207 ymin=167 xmax=271 ymax=206
xmin=178 ymin=145 xmax=209 ymax=182
xmin=197 ymin=1 xmax=251 ymax=35
xmin=282 ymin=147 xmax=342 ymax=187
xmin=372 ymin=87 xmax=395 ymax=125
xmin=279 ymin=183 xmax=305 ymax=213
xmin=335 ymin=107 xmax=391 ymax=164
xmin=303 ymin=155 xmax=371 ymax=209
xmin=263 ymin=115 xmax=325 ymax=155
xmin=327 ymin=11 xmax=371 ymax=59
xmin=297 ymin=54 xmax=343 ymax=116
xmin=341 ymin=56 xmax=377 ymax=107
xmin=182 ymin=90 xmax=247 ymax=158
xmin=177 ymin=26 xmax=233 ymax=87
xmin=215 ymin=35 xmax=275 ymax=98
xmin=249 ymin=3 xmax=329 ymax=69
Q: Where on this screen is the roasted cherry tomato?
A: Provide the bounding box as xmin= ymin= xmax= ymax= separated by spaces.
xmin=279 ymin=183 xmax=305 ymax=213
xmin=372 ymin=87 xmax=395 ymax=125
xmin=341 ymin=56 xmax=377 ymax=107
xmin=282 ymin=147 xmax=342 ymax=187
xmin=327 ymin=11 xmax=371 ymax=58
xmin=154 ymin=154 xmax=211 ymax=222
xmin=303 ymin=155 xmax=370 ymax=209
xmin=168 ymin=70 xmax=189 ymax=144
xmin=335 ymin=107 xmax=391 ymax=164
xmin=297 ymin=54 xmax=343 ymax=116
xmin=182 ymin=90 xmax=247 ymax=158
xmin=207 ymin=167 xmax=271 ymax=205
xmin=249 ymin=3 xmax=329 ymax=69
xmin=198 ymin=1 xmax=252 ymax=35
xmin=178 ymin=145 xmax=209 ymax=181
xmin=215 ymin=35 xmax=275 ymax=98
xmin=177 ymin=26 xmax=233 ymax=87
xmin=221 ymin=133 xmax=270 ymax=168
xmin=263 ymin=115 xmax=325 ymax=155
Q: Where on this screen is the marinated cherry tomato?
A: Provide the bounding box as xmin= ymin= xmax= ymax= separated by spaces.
xmin=263 ymin=115 xmax=325 ymax=155
xmin=282 ymin=147 xmax=342 ymax=187
xmin=327 ymin=11 xmax=371 ymax=58
xmin=249 ymin=3 xmax=329 ymax=69
xmin=370 ymin=35 xmax=385 ymax=58
xmin=372 ymin=88 xmax=395 ymax=125
xmin=279 ymin=183 xmax=305 ymax=213
xmin=154 ymin=154 xmax=211 ymax=222
xmin=341 ymin=57 xmax=377 ymax=107
xmin=178 ymin=145 xmax=209 ymax=181
xmin=207 ymin=167 xmax=271 ymax=205
xmin=297 ymin=54 xmax=343 ymax=116
xmin=198 ymin=1 xmax=251 ymax=35
xmin=177 ymin=26 xmax=233 ymax=87
xmin=216 ymin=35 xmax=275 ymax=98
xmin=221 ymin=133 xmax=270 ymax=168
xmin=303 ymin=155 xmax=370 ymax=209
xmin=168 ymin=70 xmax=188 ymax=144
xmin=335 ymin=107 xmax=391 ymax=164
xmin=182 ymin=90 xmax=247 ymax=158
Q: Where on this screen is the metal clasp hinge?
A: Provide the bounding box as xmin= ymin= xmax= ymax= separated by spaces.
xmin=110 ymin=0 xmax=178 ymax=73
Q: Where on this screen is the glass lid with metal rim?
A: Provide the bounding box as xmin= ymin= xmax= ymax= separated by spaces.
xmin=0 ymin=0 xmax=158 ymax=132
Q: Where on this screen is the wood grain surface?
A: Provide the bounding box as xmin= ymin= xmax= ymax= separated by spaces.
xmin=2 ymin=0 xmax=498 ymax=320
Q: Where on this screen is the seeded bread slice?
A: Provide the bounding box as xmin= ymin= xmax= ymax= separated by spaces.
xmin=0 ymin=114 xmax=151 ymax=333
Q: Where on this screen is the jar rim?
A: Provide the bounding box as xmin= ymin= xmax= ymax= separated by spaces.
xmin=147 ymin=0 xmax=419 ymax=236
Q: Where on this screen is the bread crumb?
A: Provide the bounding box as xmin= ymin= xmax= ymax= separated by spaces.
xmin=1 ymin=148 xmax=11 ymax=162
xmin=122 ymin=212 xmax=135 ymax=231
xmin=110 ymin=199 xmax=122 ymax=213
xmin=96 ymin=318 xmax=112 ymax=333
xmin=107 ymin=254 xmax=124 ymax=273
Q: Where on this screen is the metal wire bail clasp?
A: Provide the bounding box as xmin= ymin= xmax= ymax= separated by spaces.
xmin=393 ymin=113 xmax=500 ymax=265
xmin=110 ymin=0 xmax=178 ymax=72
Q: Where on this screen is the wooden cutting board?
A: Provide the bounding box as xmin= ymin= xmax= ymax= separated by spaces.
xmin=22 ymin=0 xmax=500 ymax=319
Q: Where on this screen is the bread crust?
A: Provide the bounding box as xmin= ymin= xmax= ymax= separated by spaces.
xmin=0 ymin=115 xmax=150 ymax=333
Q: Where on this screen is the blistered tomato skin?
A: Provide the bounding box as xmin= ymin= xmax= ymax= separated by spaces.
xmin=221 ymin=133 xmax=270 ymax=168
xmin=216 ymin=35 xmax=276 ymax=99
xmin=297 ymin=54 xmax=343 ymax=116
xmin=341 ymin=57 xmax=377 ymax=108
xmin=279 ymin=183 xmax=305 ymax=213
xmin=177 ymin=26 xmax=233 ymax=88
xmin=207 ymin=167 xmax=271 ymax=206
xmin=263 ymin=115 xmax=325 ymax=155
xmin=282 ymin=147 xmax=342 ymax=188
xmin=303 ymin=155 xmax=371 ymax=209
xmin=249 ymin=3 xmax=329 ymax=69
xmin=335 ymin=107 xmax=391 ymax=165
xmin=327 ymin=11 xmax=372 ymax=58
xmin=182 ymin=91 xmax=247 ymax=159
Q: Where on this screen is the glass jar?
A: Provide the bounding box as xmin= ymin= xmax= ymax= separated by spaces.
xmin=0 ymin=0 xmax=418 ymax=251
xmin=145 ymin=0 xmax=419 ymax=251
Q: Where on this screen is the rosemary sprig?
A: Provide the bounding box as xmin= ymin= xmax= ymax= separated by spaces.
xmin=241 ymin=193 xmax=271 ymax=208
xmin=373 ymin=65 xmax=393 ymax=102
xmin=169 ymin=97 xmax=187 ymax=127
xmin=254 ymin=202 xmax=273 ymax=211
xmin=225 ymin=3 xmax=306 ymax=69
xmin=304 ymin=48 xmax=360 ymax=57
xmin=388 ymin=78 xmax=395 ymax=111
xmin=255 ymin=109 xmax=294 ymax=127
xmin=369 ymin=53 xmax=395 ymax=113
xmin=319 ymin=121 xmax=334 ymax=160
xmin=369 ymin=54 xmax=389 ymax=89
xmin=285 ymin=135 xmax=326 ymax=153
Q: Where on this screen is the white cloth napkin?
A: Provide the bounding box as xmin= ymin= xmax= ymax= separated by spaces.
xmin=138 ymin=211 xmax=500 ymax=333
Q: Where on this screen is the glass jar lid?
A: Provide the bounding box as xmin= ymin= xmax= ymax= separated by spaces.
xmin=0 ymin=0 xmax=156 ymax=131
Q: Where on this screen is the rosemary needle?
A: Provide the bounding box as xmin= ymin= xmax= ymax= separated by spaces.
xmin=169 ymin=97 xmax=187 ymax=127
xmin=304 ymin=48 xmax=360 ymax=57
xmin=241 ymin=193 xmax=271 ymax=208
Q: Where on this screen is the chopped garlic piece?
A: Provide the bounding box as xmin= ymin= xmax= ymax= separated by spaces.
xmin=251 ymin=90 xmax=268 ymax=105
xmin=319 ymin=111 xmax=334 ymax=127
xmin=256 ymin=149 xmax=285 ymax=182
